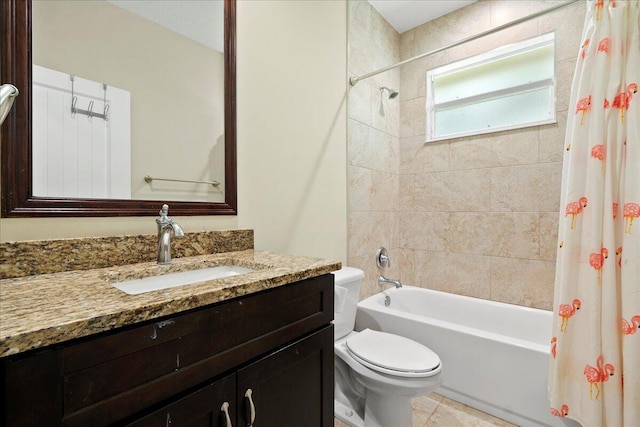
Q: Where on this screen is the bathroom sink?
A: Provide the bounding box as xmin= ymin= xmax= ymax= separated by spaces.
xmin=113 ymin=266 xmax=254 ymax=295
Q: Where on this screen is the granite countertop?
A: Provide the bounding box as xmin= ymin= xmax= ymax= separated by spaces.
xmin=0 ymin=249 xmax=341 ymax=358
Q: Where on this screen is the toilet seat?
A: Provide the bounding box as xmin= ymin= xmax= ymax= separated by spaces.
xmin=345 ymin=329 xmax=440 ymax=378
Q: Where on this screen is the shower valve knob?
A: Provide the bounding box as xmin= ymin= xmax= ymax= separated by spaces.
xmin=376 ymin=247 xmax=391 ymax=268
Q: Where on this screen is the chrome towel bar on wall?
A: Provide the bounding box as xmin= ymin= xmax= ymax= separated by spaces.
xmin=144 ymin=175 xmax=221 ymax=187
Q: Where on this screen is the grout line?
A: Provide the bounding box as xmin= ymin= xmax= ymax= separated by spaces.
xmin=425 ymin=398 xmax=442 ymax=426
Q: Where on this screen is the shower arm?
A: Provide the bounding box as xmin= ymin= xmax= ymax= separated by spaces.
xmin=349 ymin=0 xmax=580 ymax=86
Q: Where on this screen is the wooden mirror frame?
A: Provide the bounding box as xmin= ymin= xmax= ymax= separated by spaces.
xmin=0 ymin=0 xmax=237 ymax=217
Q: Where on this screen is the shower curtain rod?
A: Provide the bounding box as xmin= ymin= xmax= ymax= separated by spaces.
xmin=349 ymin=0 xmax=582 ymax=86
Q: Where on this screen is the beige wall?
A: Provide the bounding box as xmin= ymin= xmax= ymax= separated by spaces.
xmin=236 ymin=0 xmax=348 ymax=261
xmin=348 ymin=0 xmax=584 ymax=309
xmin=1 ymin=0 xmax=348 ymax=264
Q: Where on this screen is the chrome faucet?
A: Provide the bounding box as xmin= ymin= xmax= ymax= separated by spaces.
xmin=376 ymin=247 xmax=402 ymax=288
xmin=378 ymin=275 xmax=402 ymax=289
xmin=156 ymin=204 xmax=184 ymax=264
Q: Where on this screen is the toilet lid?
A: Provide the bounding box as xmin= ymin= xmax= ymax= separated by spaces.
xmin=345 ymin=329 xmax=440 ymax=378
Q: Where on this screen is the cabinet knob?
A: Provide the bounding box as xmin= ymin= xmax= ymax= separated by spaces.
xmin=221 ymin=401 xmax=232 ymax=427
xmin=244 ymin=388 xmax=256 ymax=426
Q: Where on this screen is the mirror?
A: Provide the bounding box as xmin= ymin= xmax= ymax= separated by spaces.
xmin=1 ymin=0 xmax=237 ymax=217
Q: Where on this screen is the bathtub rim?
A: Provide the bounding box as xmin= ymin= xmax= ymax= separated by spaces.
xmin=357 ymin=286 xmax=552 ymax=355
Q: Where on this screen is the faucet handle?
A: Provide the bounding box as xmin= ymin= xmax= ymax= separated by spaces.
xmin=157 ymin=204 xmax=171 ymax=225
xmin=376 ymin=247 xmax=391 ymax=268
xmin=159 ymin=204 xmax=169 ymax=218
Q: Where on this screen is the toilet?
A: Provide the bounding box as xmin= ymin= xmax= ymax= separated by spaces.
xmin=333 ymin=267 xmax=442 ymax=427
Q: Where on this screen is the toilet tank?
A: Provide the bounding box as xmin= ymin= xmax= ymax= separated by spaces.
xmin=332 ymin=267 xmax=365 ymax=340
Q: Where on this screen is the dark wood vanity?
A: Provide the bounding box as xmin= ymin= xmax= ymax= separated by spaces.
xmin=1 ymin=274 xmax=335 ymax=426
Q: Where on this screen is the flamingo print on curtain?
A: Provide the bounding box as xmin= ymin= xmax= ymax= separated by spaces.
xmin=549 ymin=1 xmax=640 ymax=426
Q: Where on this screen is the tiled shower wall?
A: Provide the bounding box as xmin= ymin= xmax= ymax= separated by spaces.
xmin=348 ymin=0 xmax=585 ymax=309
xmin=347 ymin=1 xmax=401 ymax=298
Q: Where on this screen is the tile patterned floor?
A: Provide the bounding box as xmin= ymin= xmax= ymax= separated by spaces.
xmin=334 ymin=393 xmax=517 ymax=427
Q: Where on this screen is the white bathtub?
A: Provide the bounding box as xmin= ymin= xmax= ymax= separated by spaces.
xmin=355 ymin=286 xmax=581 ymax=427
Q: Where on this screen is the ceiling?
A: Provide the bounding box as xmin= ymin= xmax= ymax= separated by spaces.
xmin=108 ymin=0 xmax=224 ymax=53
xmin=106 ymin=0 xmax=474 ymax=52
xmin=368 ymin=0 xmax=477 ymax=33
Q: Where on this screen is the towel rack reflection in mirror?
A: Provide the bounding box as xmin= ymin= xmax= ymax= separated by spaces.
xmin=144 ymin=175 xmax=221 ymax=187
xmin=70 ymin=75 xmax=109 ymax=121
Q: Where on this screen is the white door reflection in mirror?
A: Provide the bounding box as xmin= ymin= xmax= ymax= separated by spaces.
xmin=32 ymin=65 xmax=131 ymax=199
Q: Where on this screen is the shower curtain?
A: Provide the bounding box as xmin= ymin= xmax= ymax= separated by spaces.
xmin=549 ymin=1 xmax=640 ymax=426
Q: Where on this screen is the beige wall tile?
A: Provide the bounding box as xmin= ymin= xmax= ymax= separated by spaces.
xmin=399 ymin=28 xmax=416 ymax=60
xmin=399 ymin=58 xmax=425 ymax=103
xmin=446 ymin=168 xmax=492 ymax=212
xmin=399 ymin=54 xmax=448 ymax=102
xmin=539 ymin=1 xmax=585 ymax=62
xmin=348 ymin=80 xmax=372 ymax=125
xmin=413 ymin=169 xmax=491 ymax=212
xmin=348 ymin=118 xmax=369 ymax=162
xmin=556 ymin=58 xmax=577 ymax=113
xmin=539 ymin=110 xmax=568 ymax=163
xmin=373 ymin=129 xmax=399 ymax=174
xmin=371 ymin=6 xmax=400 ymax=70
xmin=449 ymin=128 xmax=540 ymax=170
xmin=349 ymin=167 xmax=399 ymax=213
xmin=489 ymin=0 xmax=554 ymax=26
xmin=348 ymin=1 xmax=371 ymax=47
xmin=349 ymin=121 xmax=398 ymax=173
xmin=399 ymin=174 xmax=417 ymax=212
xmin=398 ymin=248 xmax=415 ymax=286
xmin=490 ymin=257 xmax=556 ymax=310
xmin=401 ymin=249 xmax=492 ymax=299
xmin=400 ymin=97 xmax=425 ymax=139
xmin=490 ymin=163 xmax=562 ymax=212
xmin=400 ymin=212 xmax=450 ymax=251
xmin=348 ymin=211 xmax=398 ymax=258
xmin=446 ymin=20 xmax=538 ymax=63
xmin=348 ymin=1 xmax=372 ymax=77
xmin=371 ymin=169 xmax=399 ymax=211
xmin=413 ymin=99 xmax=426 ymax=137
xmin=402 ymin=174 xmax=449 ymax=212
xmin=450 ymin=212 xmax=540 ymax=259
xmin=539 ymin=212 xmax=560 ymax=262
xmin=413 ymin=2 xmax=491 ymax=55
xmin=348 ymin=166 xmax=371 ymax=212
xmin=400 ymin=136 xmax=450 ymax=175
xmin=348 ymin=44 xmax=373 ymax=79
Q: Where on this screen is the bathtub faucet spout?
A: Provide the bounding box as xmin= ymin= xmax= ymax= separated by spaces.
xmin=378 ymin=275 xmax=402 ymax=289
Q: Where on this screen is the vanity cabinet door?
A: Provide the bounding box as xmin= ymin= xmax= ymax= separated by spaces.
xmin=126 ymin=374 xmax=236 ymax=427
xmin=237 ymin=326 xmax=334 ymax=427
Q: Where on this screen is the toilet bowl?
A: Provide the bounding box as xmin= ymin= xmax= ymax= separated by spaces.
xmin=333 ymin=267 xmax=443 ymax=427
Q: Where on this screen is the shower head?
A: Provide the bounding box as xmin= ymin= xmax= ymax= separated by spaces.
xmin=380 ymin=86 xmax=399 ymax=99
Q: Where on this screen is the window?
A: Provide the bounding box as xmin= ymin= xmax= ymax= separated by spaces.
xmin=425 ymin=32 xmax=556 ymax=142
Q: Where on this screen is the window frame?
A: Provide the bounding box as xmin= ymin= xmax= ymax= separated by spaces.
xmin=425 ymin=32 xmax=557 ymax=142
